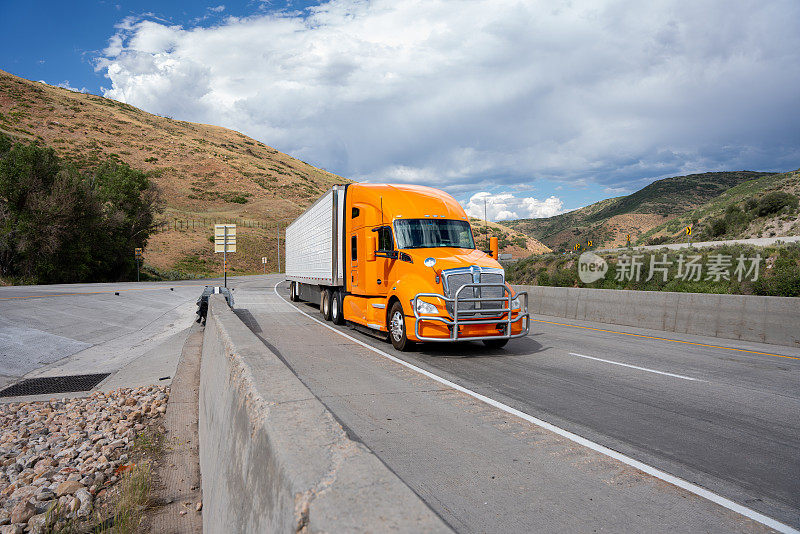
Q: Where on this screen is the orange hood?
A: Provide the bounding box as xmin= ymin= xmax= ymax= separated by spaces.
xmin=401 ymin=248 xmax=503 ymax=272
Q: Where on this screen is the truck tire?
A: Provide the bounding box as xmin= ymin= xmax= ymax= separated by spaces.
xmin=290 ymin=281 xmax=299 ymax=302
xmin=331 ymin=290 xmax=345 ymax=325
xmin=482 ymin=338 xmax=509 ymax=349
xmin=321 ymin=289 xmax=332 ymax=321
xmin=388 ymin=302 xmax=415 ymax=352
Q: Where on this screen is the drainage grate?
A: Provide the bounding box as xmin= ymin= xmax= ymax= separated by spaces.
xmin=0 ymin=373 xmax=110 ymax=397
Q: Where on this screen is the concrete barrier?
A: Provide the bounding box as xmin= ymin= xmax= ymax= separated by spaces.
xmin=199 ymin=295 xmax=452 ymax=533
xmin=514 ymin=285 xmax=800 ymax=348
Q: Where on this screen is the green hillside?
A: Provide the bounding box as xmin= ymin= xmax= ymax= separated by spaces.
xmin=506 ymin=171 xmax=793 ymax=252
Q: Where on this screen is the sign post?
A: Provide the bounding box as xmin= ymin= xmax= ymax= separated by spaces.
xmin=214 ymin=224 xmax=236 ymax=287
xmin=262 ymin=256 xmax=267 ymax=275
xmin=134 ymin=248 xmax=142 ymax=282
xmin=685 ymin=225 xmax=692 ymax=248
xmin=626 ymin=234 xmax=631 ymax=248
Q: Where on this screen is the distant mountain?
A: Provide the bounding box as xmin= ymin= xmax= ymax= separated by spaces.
xmin=504 ymin=171 xmax=798 ymax=251
xmin=468 ymin=218 xmax=551 ymax=257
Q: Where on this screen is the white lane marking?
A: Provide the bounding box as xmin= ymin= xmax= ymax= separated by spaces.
xmin=569 ymin=352 xmax=706 ymax=382
xmin=272 ymin=281 xmax=798 ymax=534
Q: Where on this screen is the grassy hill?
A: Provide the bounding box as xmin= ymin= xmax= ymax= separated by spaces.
xmin=0 ymin=69 xmax=347 ymax=277
xmin=504 ymin=171 xmax=797 ymax=252
xmin=469 ymin=217 xmax=551 ymax=257
xmin=0 ymin=70 xmax=546 ymax=278
xmin=637 ymin=170 xmax=800 ymax=245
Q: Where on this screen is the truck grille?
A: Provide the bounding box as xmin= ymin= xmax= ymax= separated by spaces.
xmin=443 ymin=267 xmax=505 ymax=316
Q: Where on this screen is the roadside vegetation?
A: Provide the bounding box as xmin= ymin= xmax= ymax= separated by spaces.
xmin=0 ymin=132 xmax=162 ymax=284
xmin=505 ymin=242 xmax=800 ymax=297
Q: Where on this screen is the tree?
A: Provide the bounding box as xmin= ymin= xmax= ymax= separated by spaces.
xmin=0 ymin=133 xmax=162 ymax=283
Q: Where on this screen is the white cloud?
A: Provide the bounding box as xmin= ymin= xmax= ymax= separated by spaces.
xmin=94 ymin=0 xmax=800 ymax=200
xmin=40 ymin=80 xmax=90 ymax=93
xmin=464 ymin=192 xmax=564 ymax=221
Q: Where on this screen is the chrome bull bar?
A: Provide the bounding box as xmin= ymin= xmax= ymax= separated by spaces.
xmin=412 ymin=283 xmax=529 ymax=342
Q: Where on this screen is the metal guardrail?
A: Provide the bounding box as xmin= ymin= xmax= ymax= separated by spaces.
xmin=412 ymin=283 xmax=529 ymax=342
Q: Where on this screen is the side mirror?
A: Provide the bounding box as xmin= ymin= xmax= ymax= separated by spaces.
xmin=367 ymin=236 xmax=376 ymax=262
xmin=490 ymin=236 xmax=499 ymax=259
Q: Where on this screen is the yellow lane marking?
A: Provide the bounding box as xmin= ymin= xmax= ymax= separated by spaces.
xmin=0 ymin=284 xmax=209 ymax=301
xmin=531 ymin=318 xmax=800 ymax=361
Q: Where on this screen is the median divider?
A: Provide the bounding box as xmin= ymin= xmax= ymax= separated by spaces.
xmin=514 ymin=285 xmax=799 ymax=348
xmin=198 ymin=295 xmax=452 ymax=533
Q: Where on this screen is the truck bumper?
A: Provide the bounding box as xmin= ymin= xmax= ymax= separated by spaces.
xmin=411 ymin=284 xmax=529 ymax=342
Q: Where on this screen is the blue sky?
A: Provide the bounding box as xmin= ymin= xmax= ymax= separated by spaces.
xmin=0 ymin=1 xmax=318 ymax=94
xmin=2 ymin=1 xmax=799 ymax=220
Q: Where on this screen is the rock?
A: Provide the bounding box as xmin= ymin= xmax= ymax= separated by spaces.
xmin=9 ymin=500 xmax=34 ymax=524
xmin=55 ymin=480 xmax=83 ymax=497
xmin=75 ymin=488 xmax=92 ymax=519
xmin=67 ymin=497 xmax=79 ymax=514
xmin=196 ymin=501 xmax=202 ymax=512
xmin=9 ymin=485 xmax=36 ymax=502
xmin=179 ymin=510 xmax=187 ymax=516
xmin=34 ymin=487 xmax=54 ymax=501
xmin=27 ymin=513 xmax=48 ymax=534
xmin=32 ymin=500 xmax=55 ymax=515
xmin=0 ymin=524 xmax=23 ymax=534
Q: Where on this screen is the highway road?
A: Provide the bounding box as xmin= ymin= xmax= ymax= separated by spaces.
xmin=234 ymin=276 xmax=799 ymax=532
xmin=2 ymin=274 xmax=797 ymax=531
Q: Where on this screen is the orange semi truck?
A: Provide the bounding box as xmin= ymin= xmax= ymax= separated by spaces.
xmin=284 ymin=184 xmax=529 ymax=351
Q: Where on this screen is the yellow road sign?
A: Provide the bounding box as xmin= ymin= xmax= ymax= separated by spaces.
xmin=587 ymin=240 xmax=593 ymax=247
xmin=685 ymin=226 xmax=692 ymax=236
xmin=214 ymin=224 xmax=237 ymax=253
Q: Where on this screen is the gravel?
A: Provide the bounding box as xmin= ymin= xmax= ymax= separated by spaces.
xmin=0 ymin=386 xmax=169 ymax=532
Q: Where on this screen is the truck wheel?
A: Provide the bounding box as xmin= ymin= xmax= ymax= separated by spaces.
xmin=290 ymin=282 xmax=299 ymax=302
xmin=482 ymin=338 xmax=509 ymax=349
xmin=321 ymin=289 xmax=332 ymax=321
xmin=331 ymin=291 xmax=345 ymax=325
xmin=388 ymin=302 xmax=414 ymax=352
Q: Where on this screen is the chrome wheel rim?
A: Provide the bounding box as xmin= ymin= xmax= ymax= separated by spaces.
xmin=332 ymin=296 xmax=338 ymax=320
xmin=390 ymin=310 xmax=404 ymax=341
xmin=322 ymin=294 xmax=328 ymax=315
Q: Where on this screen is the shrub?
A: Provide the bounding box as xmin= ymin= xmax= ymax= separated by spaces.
xmin=707 ymin=217 xmax=727 ymax=237
xmin=756 ymin=192 xmax=798 ymax=217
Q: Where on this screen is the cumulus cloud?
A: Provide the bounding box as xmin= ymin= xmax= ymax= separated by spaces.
xmin=40 ymin=80 xmax=90 ymax=93
xmin=464 ymin=192 xmax=564 ymax=221
xmin=94 ymin=0 xmax=800 ymax=203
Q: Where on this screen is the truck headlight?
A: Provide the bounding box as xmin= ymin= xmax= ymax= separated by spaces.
xmin=511 ymin=296 xmax=521 ymax=310
xmin=415 ymin=299 xmax=438 ymax=315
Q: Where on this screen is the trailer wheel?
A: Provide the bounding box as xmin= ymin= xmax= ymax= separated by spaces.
xmin=388 ymin=302 xmax=414 ymax=352
xmin=321 ymin=289 xmax=332 ymax=321
xmin=331 ymin=290 xmax=345 ymax=325
xmin=290 ymin=281 xmax=299 ymax=302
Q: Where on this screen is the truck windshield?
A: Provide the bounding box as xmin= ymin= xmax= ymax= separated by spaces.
xmin=393 ymin=219 xmax=475 ymax=249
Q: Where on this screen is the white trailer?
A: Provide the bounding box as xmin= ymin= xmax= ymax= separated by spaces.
xmin=285 ymin=186 xmax=346 ymax=303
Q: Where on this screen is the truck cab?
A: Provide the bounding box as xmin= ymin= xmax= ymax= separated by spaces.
xmin=286 ymin=183 xmax=528 ymax=351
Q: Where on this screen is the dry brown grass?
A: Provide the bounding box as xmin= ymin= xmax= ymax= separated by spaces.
xmin=0 ymin=69 xmax=349 ymax=274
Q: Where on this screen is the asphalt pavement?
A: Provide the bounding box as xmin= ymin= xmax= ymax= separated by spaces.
xmin=233 ymin=276 xmax=799 ymax=532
